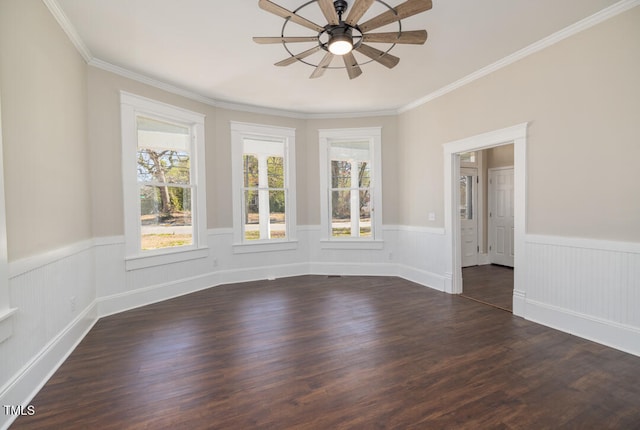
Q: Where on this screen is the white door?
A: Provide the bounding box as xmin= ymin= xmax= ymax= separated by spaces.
xmin=488 ymin=167 xmax=514 ymax=267
xmin=460 ymin=167 xmax=478 ymax=267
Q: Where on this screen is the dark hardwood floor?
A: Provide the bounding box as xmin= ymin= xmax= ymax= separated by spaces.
xmin=12 ymin=276 xmax=640 ymax=429
xmin=462 ymin=264 xmax=514 ymax=312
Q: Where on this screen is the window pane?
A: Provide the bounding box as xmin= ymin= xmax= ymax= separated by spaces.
xmin=267 ymin=156 xmax=284 ymax=188
xmin=244 ymin=189 xmax=259 ymax=241
xmin=137 ymin=149 xmax=190 ymax=184
xmin=359 ymin=200 xmax=372 ymax=237
xmin=460 ymin=151 xmax=476 ymax=163
xmin=140 ymin=186 xmax=192 ymax=250
xmin=269 ymin=190 xmax=286 ymax=239
xmin=331 ymin=160 xmax=351 ymax=188
xmin=137 ymin=116 xmax=189 ymax=151
xmin=357 ymin=162 xmax=370 ymax=187
xmin=329 ymin=140 xmax=370 ymax=161
xmin=331 ymin=190 xmax=351 ymax=237
xmin=459 ymin=175 xmax=473 ymax=220
xmin=243 ymin=154 xmax=258 ymax=188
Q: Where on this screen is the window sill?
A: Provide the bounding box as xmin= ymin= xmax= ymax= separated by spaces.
xmin=125 ymin=247 xmax=209 ymax=271
xmin=233 ymin=240 xmax=298 ymax=254
xmin=320 ymin=240 xmax=384 ymax=250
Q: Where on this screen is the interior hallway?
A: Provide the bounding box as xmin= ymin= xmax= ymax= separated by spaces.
xmin=462 ymin=264 xmax=514 ymax=312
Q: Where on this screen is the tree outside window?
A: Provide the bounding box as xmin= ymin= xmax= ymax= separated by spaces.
xmin=329 ymin=141 xmax=372 ymax=238
xmin=136 ymin=116 xmax=194 ymax=250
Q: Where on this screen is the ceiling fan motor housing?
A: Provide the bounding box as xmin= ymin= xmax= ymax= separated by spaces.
xmin=333 ymin=0 xmax=348 ymax=17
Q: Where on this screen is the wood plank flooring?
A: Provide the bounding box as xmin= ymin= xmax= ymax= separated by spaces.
xmin=12 ymin=275 xmax=640 ymax=429
xmin=462 ymin=264 xmax=514 ymax=312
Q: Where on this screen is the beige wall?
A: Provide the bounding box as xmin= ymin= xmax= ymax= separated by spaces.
xmin=0 ymin=0 xmax=91 ymax=261
xmin=399 ymin=6 xmax=640 ymax=242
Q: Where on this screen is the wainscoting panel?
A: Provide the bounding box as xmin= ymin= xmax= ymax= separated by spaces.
xmin=524 ymin=235 xmax=640 ymax=355
xmin=0 ymin=244 xmax=96 ymax=429
xmin=392 ymin=226 xmax=447 ymax=291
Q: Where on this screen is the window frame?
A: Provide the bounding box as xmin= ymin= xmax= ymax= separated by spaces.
xmin=319 ymin=127 xmax=383 ymax=249
xmin=120 ymin=92 xmax=208 ymax=270
xmin=230 ymin=121 xmax=297 ymax=253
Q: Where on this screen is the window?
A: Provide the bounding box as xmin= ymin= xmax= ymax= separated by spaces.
xmin=121 ymin=92 xmax=207 ymax=269
xmin=319 ymin=127 xmax=383 ymax=248
xmin=231 ymin=122 xmax=296 ymax=252
xmin=460 ymin=151 xmax=477 ymax=164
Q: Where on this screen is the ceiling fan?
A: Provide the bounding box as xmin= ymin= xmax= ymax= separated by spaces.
xmin=253 ymin=0 xmax=432 ymax=79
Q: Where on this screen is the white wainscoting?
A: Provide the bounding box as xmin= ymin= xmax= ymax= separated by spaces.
xmin=523 ymin=234 xmax=640 ymax=356
xmin=0 ymin=244 xmax=97 ymax=430
xmin=390 ymin=226 xmax=448 ymax=291
xmin=2 ymin=228 xmax=639 ymax=429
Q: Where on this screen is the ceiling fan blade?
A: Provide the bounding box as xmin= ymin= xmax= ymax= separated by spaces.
xmin=258 ymin=0 xmax=325 ymax=32
xmin=275 ymin=46 xmax=322 ymax=66
xmin=317 ymin=0 xmax=340 ymax=25
xmin=359 ymin=0 xmax=432 ymax=33
xmin=310 ymin=52 xmax=334 ymax=79
xmin=253 ymin=36 xmax=319 ymax=44
xmin=355 ymin=43 xmax=400 ymax=69
xmin=344 ymin=0 xmax=375 ymax=26
xmin=362 ymin=30 xmax=428 ymax=45
xmin=343 ymin=52 xmax=362 ymax=80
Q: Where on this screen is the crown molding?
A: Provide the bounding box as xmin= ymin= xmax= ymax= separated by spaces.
xmin=41 ymin=0 xmax=92 ymax=62
xmin=398 ymin=0 xmax=640 ymax=113
xmin=90 ymin=58 xmax=397 ymax=119
xmin=45 ymin=0 xmax=639 ymax=119
xmin=90 ymin=59 xmax=222 ymax=109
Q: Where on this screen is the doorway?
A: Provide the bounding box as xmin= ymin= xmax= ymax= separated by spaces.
xmin=458 ymin=150 xmax=514 ymax=311
xmin=443 ymin=123 xmax=528 ymax=317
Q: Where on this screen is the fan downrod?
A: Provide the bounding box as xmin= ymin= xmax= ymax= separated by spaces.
xmin=333 ymin=0 xmax=348 ymax=18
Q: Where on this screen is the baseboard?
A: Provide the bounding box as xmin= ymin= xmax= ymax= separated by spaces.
xmin=0 ymin=302 xmax=98 ymax=430
xmin=97 ymin=263 xmax=310 ymax=318
xmin=309 ymin=261 xmax=396 ymax=277
xmin=525 ymin=299 xmax=640 ymax=357
xmin=512 ymin=289 xmax=526 ymax=317
xmin=477 ymin=253 xmax=491 ymax=265
xmin=396 ymin=264 xmax=446 ymax=292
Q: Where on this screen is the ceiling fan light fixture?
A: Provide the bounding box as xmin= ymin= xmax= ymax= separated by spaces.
xmin=255 ymin=0 xmax=433 ymax=78
xmin=328 ymin=37 xmax=353 ymax=55
xmin=328 ymin=26 xmax=353 ymax=56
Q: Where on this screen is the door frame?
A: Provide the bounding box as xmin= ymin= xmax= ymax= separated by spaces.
xmin=443 ymin=123 xmax=528 ymax=317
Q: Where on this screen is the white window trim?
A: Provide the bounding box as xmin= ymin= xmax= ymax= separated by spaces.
xmin=120 ymin=92 xmax=208 ymax=270
xmin=230 ymin=121 xmax=297 ymax=253
xmin=319 ymin=127 xmax=383 ymax=249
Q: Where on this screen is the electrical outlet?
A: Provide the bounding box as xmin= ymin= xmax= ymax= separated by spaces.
xmin=212 ymin=257 xmax=218 ymax=267
xmin=69 ymin=296 xmax=76 ymax=312
xmin=388 ymin=252 xmax=393 ymax=261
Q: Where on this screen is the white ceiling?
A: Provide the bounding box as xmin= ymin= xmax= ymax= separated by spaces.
xmin=54 ymin=0 xmax=620 ymax=115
